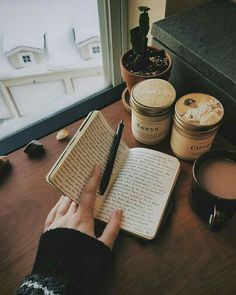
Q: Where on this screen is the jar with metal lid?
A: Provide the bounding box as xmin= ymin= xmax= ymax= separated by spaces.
xmin=170 ymin=93 xmax=224 ymax=161
xmin=130 ymin=79 xmax=176 ymax=145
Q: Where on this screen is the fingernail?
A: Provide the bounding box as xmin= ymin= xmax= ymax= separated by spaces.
xmin=116 ymin=209 xmax=123 ymax=217
xmin=95 ymin=165 xmax=100 ymax=172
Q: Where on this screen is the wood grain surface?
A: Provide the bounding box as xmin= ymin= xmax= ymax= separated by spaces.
xmin=0 ymin=100 xmax=235 ymax=295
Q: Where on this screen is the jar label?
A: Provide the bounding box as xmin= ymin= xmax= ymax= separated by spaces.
xmin=170 ymin=125 xmax=217 ymax=160
xmin=132 ymin=114 xmax=171 ymax=144
xmin=175 ymin=93 xmax=224 ymax=126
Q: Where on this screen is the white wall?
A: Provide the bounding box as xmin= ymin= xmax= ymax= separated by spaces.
xmin=128 ymin=0 xmax=211 ymax=41
xmin=128 ymin=0 xmax=166 ymax=45
xmin=165 ymin=0 xmax=211 ymax=16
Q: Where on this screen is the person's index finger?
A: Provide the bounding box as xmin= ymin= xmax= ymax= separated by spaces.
xmin=79 ymin=165 xmax=101 ymax=211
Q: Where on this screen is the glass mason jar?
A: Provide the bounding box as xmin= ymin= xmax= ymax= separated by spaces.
xmin=130 ymin=79 xmax=176 ymax=145
xmin=170 ymin=93 xmax=224 ymax=161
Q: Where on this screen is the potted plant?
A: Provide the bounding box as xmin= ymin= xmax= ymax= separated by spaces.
xmin=120 ymin=6 xmax=172 ymax=111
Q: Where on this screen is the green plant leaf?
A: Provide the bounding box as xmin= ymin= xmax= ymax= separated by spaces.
xmin=139 ymin=11 xmax=149 ymax=39
xmin=129 ymin=6 xmax=150 ymax=59
xmin=130 ymin=26 xmax=143 ymax=55
xmin=138 ymin=6 xmax=150 ymax=13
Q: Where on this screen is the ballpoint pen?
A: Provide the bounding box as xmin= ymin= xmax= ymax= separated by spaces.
xmin=100 ymin=119 xmax=124 ymax=195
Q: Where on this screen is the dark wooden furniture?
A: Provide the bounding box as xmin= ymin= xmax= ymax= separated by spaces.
xmin=0 ymin=100 xmax=235 ymax=295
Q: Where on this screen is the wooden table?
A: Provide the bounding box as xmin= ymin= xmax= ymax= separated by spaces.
xmin=0 ymin=100 xmax=235 ymax=295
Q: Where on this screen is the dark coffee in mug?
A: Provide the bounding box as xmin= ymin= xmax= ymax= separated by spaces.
xmin=190 ymin=150 xmax=236 ymax=232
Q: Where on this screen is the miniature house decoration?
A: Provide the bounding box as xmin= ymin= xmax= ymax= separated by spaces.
xmin=2 ymin=32 xmax=45 ymax=69
xmin=73 ymin=27 xmax=101 ymax=60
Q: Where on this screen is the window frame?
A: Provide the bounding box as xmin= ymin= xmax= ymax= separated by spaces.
xmin=0 ymin=0 xmax=128 ymax=155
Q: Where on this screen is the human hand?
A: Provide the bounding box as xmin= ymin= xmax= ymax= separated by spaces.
xmin=44 ymin=165 xmax=123 ymax=249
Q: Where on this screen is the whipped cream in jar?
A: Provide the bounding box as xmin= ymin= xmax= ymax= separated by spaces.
xmin=170 ymin=93 xmax=224 ymax=161
xmin=130 ymin=79 xmax=176 ymax=145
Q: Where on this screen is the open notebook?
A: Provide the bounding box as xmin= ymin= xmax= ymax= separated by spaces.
xmin=46 ymin=111 xmax=180 ymax=240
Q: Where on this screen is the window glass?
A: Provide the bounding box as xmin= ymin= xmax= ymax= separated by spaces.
xmin=92 ymin=46 xmax=100 ymax=54
xmin=0 ymin=92 xmax=11 ymax=119
xmin=0 ymin=0 xmax=110 ymax=141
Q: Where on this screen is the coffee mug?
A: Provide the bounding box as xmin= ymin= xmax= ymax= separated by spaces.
xmin=190 ymin=150 xmax=236 ymax=232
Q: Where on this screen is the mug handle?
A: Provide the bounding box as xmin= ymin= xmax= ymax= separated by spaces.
xmin=208 ymin=204 xmax=226 ymax=232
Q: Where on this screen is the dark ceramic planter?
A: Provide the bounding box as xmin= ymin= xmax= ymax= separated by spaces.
xmin=190 ymin=150 xmax=236 ymax=232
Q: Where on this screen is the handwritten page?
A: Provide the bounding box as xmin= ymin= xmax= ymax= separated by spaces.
xmin=97 ymin=148 xmax=180 ymax=239
xmin=49 ymin=112 xmax=129 ymax=213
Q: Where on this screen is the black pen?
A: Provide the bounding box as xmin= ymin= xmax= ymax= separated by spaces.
xmin=100 ymin=120 xmax=124 ymax=195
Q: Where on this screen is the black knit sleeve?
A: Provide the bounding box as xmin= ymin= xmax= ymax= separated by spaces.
xmin=15 ymin=228 xmax=114 ymax=295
